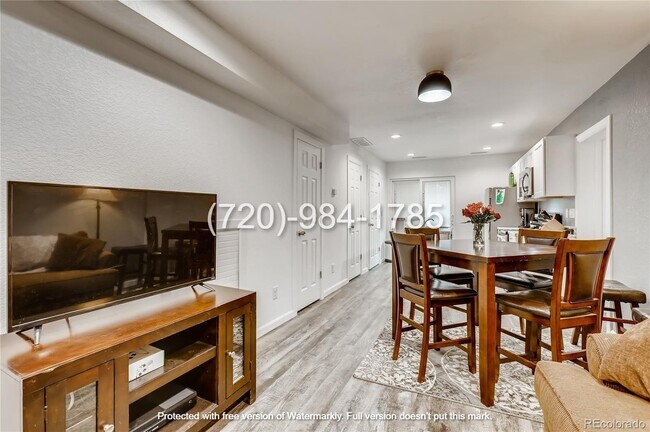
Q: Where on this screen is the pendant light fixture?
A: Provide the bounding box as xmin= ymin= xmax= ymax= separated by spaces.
xmin=418 ymin=70 xmax=452 ymax=103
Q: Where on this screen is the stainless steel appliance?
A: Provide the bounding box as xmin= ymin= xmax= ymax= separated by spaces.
xmin=485 ymin=187 xmax=527 ymax=241
xmin=518 ymin=167 xmax=534 ymax=200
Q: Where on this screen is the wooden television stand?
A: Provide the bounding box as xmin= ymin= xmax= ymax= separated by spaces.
xmin=0 ymin=285 xmax=256 ymax=432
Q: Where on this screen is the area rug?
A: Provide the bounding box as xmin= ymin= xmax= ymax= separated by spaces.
xmin=353 ymin=320 xmax=582 ymax=423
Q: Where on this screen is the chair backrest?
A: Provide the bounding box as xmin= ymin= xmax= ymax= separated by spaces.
xmin=518 ymin=228 xmax=568 ymax=246
xmin=144 ymin=216 xmax=158 ymax=250
xmin=550 ymin=238 xmax=615 ymax=318
xmin=405 ymin=227 xmax=440 ymax=242
xmin=189 ymin=221 xmax=215 ymax=253
xmin=390 ymin=231 xmax=431 ymax=303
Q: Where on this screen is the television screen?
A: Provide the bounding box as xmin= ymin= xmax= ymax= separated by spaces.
xmin=7 ymin=182 xmax=217 ymax=331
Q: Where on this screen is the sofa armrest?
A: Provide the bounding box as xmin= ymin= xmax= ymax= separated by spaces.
xmin=586 ymin=332 xmax=632 ymax=394
xmin=97 ymin=251 xmax=117 ymax=269
xmin=587 ymin=333 xmax=620 ymax=379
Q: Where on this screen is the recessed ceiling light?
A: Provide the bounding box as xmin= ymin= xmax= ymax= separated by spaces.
xmin=391 ymin=134 xmax=401 ymax=139
xmin=483 ymin=146 xmax=492 ymax=150
xmin=407 ymin=153 xmax=415 ymax=157
xmin=491 ymin=122 xmax=505 ymax=128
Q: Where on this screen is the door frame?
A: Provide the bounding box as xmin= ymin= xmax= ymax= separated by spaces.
xmin=292 ymin=129 xmax=323 ymax=311
xmin=367 ymin=166 xmax=382 ymax=270
xmin=576 ymin=115 xmax=613 ymax=277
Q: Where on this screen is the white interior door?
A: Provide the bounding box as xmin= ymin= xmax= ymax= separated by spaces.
xmin=348 ymin=158 xmax=362 ymax=279
xmin=294 ymin=134 xmax=321 ymax=310
xmin=368 ymin=169 xmax=381 ymax=269
xmin=576 ymin=116 xmax=612 ymax=278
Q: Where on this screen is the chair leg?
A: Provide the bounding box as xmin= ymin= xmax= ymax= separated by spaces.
xmin=532 ymin=323 xmax=542 ymax=362
xmin=581 ymin=326 xmax=590 ymax=350
xmin=418 ymin=306 xmax=431 ymax=383
xmin=519 ymin=317 xmax=526 ymax=335
xmin=614 ymin=301 xmax=625 ymax=334
xmin=467 ymin=299 xmax=476 ymax=374
xmin=433 ymin=307 xmax=442 ymax=351
xmin=392 ymin=297 xmax=403 ymax=361
xmin=571 ymin=327 xmax=581 ymax=345
xmin=495 ymin=309 xmax=501 ymax=382
xmin=550 ymin=325 xmax=563 ymax=362
xmin=409 ymin=302 xmax=415 ymax=320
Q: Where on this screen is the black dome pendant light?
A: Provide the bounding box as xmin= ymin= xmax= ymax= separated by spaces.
xmin=418 ymin=70 xmax=452 ymax=103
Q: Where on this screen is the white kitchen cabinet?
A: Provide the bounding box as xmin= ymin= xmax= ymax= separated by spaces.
xmin=515 ymin=135 xmax=575 ymax=201
xmin=531 ymin=139 xmax=545 ymax=198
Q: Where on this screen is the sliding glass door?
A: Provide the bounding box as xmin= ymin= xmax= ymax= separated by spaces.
xmin=390 ymin=177 xmax=455 ymax=235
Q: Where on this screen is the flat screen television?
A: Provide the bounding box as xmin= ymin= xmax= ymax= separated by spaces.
xmin=7 ymin=182 xmax=217 ymax=332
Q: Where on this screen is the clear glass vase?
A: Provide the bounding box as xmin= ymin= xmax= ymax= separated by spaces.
xmin=473 ymin=223 xmax=486 ymax=247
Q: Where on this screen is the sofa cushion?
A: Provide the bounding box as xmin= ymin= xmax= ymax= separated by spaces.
xmin=47 ymin=233 xmax=106 ymax=270
xmin=535 ymin=361 xmax=650 ymax=432
xmin=599 ymin=320 xmax=650 ymax=400
xmin=9 ymin=235 xmax=57 ymax=272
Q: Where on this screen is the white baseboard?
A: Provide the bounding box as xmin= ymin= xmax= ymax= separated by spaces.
xmin=361 ymin=267 xmax=369 ymax=275
xmin=257 ymin=309 xmax=297 ymax=338
xmin=322 ymin=278 xmax=349 ymax=299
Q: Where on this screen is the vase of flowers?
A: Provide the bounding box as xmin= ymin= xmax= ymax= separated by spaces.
xmin=461 ymin=202 xmax=501 ymax=247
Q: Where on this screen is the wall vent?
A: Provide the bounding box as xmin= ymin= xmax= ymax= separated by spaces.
xmin=470 ymin=151 xmax=488 ymax=155
xmin=216 ymin=229 xmax=239 ymax=288
xmin=411 ymin=155 xmax=427 ymax=159
xmin=350 ymin=137 xmax=374 ymax=147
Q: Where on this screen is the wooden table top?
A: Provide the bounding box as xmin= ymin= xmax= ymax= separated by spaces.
xmin=426 ymin=239 xmax=557 ymax=263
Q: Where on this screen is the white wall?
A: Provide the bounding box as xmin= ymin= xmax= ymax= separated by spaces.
xmin=548 ymin=46 xmax=650 ymax=295
xmin=322 ymin=144 xmax=387 ymax=294
xmin=0 ymin=2 xmax=388 ymax=336
xmin=387 ymin=153 xmax=520 ymax=239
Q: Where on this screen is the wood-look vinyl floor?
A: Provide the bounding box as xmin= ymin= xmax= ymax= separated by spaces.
xmin=210 ymin=263 xmax=544 ymax=432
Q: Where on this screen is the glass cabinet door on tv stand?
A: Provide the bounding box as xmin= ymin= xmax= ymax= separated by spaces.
xmin=224 ymin=304 xmax=252 ymax=398
xmin=44 ymin=361 xmax=115 ymax=432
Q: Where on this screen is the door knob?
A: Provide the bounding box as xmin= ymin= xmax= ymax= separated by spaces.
xmin=227 ymin=351 xmax=236 ymax=358
xmin=297 ymin=230 xmax=306 ymax=236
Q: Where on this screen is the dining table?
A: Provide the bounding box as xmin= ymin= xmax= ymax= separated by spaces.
xmin=391 ymin=239 xmax=557 ymax=407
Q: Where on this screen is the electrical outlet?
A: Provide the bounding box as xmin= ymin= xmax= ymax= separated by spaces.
xmin=331 ymin=263 xmax=335 ymax=274
xmin=272 ymin=286 xmax=279 ymax=300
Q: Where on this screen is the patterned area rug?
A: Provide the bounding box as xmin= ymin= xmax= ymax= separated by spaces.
xmin=354 ymin=320 xmax=582 ymax=423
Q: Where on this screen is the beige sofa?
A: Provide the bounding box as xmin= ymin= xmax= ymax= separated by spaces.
xmin=534 ymin=333 xmax=650 ymax=432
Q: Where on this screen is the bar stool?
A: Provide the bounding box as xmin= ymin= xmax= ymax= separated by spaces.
xmin=632 ymin=307 xmax=650 ymax=323
xmin=571 ymin=280 xmax=647 ymax=344
xmin=601 ymin=280 xmax=647 ymax=332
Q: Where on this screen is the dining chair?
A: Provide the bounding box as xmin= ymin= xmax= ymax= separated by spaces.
xmin=496 ymin=228 xmax=568 ymax=335
xmin=391 ymin=231 xmax=477 ymax=382
xmin=496 ymin=228 xmax=568 ymax=292
xmin=495 ymin=237 xmax=615 ymax=377
xmin=189 ymin=220 xmax=215 ymax=279
xmin=405 ymin=227 xmax=476 ymax=328
xmin=143 ymin=216 xmax=163 ymax=287
xmin=405 ymin=227 xmax=475 ymax=287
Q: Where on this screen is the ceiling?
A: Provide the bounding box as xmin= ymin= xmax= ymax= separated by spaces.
xmin=192 ymin=1 xmax=649 ymax=161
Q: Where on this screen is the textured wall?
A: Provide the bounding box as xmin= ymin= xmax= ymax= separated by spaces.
xmin=0 ymin=8 xmax=295 ymax=334
xmin=549 ymin=46 xmax=650 ymax=294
